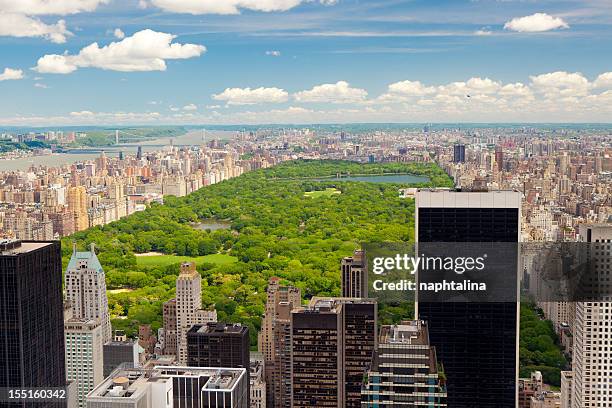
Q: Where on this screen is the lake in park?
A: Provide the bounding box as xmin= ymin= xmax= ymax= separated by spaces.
xmin=191 ymin=219 xmax=232 ymax=231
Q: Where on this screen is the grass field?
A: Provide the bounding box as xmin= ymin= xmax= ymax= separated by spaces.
xmin=304 ymin=188 xmax=341 ymax=198
xmin=135 ymin=253 xmax=238 ymax=268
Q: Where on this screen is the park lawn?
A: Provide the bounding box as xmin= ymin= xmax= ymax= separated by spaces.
xmin=304 ymin=188 xmax=341 ymax=198
xmin=136 ymin=253 xmax=238 ymax=268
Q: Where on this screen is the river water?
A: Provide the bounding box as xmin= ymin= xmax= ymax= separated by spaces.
xmin=0 ymin=129 xmax=235 ymax=172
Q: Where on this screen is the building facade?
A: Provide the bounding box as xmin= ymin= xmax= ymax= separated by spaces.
xmin=64 ymin=243 xmax=112 ymax=343
xmin=290 ymin=297 xmax=377 ymax=408
xmin=0 ymin=240 xmax=66 ymax=408
xmin=341 ymin=249 xmax=368 ymax=298
xmin=361 ymin=320 xmax=447 ymax=407
xmin=572 ymin=224 xmax=612 ymax=408
xmin=415 ymin=190 xmax=521 ymax=407
xmin=64 ymin=318 xmax=104 ymax=408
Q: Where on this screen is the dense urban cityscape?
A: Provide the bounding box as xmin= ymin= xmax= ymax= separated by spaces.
xmin=0 ymin=124 xmax=610 ymax=408
xmin=2 ymin=0 xmax=612 ymax=407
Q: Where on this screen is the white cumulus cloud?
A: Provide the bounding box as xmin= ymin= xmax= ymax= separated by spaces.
xmin=504 ymin=13 xmax=569 ymax=33
xmin=593 ymin=72 xmax=612 ymax=90
xmin=212 ymin=87 xmax=289 ymax=105
xmin=294 ymin=81 xmax=368 ymax=103
xmin=33 ymin=29 xmax=206 ymax=74
xmin=530 ymin=71 xmax=590 ymax=97
xmin=0 ymin=0 xmax=109 ymax=15
xmin=0 ymin=67 xmax=24 ymax=81
xmin=149 ymin=0 xmax=334 ymax=15
xmin=0 ymin=13 xmax=72 ymax=43
xmin=182 ymin=103 xmax=198 ymax=111
xmin=113 ymin=28 xmax=125 ymax=39
xmin=265 ymin=50 xmax=281 ymax=56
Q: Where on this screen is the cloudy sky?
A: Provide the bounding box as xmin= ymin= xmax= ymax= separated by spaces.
xmin=1 ymin=0 xmax=612 ymax=125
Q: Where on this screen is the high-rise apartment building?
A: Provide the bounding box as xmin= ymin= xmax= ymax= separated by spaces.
xmin=162 ymin=299 xmax=177 ymax=355
xmin=572 ymin=224 xmax=612 ymax=408
xmin=257 ymin=277 xmax=301 ymax=408
xmin=175 ymin=262 xmax=217 ymax=365
xmin=415 ymin=190 xmax=521 ymax=407
xmin=0 ymin=240 xmax=66 ymax=408
xmin=64 ymin=243 xmax=112 ymax=343
xmin=67 ymin=186 xmax=89 ymax=231
xmin=64 ymin=318 xmax=104 ymax=408
xmin=290 ymin=297 xmax=377 ymax=408
xmin=341 ymin=249 xmax=368 ymax=298
xmin=361 ymin=320 xmax=447 ymax=407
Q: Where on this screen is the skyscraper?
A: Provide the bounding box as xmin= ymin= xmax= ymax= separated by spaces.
xmin=415 ymin=190 xmax=521 ymax=407
xmin=0 ymin=240 xmax=66 ymax=407
xmin=453 ymin=144 xmax=466 ymax=163
xmin=572 ymin=224 xmax=612 ymax=408
xmin=64 ymin=318 xmax=104 ymax=408
xmin=361 ymin=320 xmax=447 ymax=407
xmin=64 ymin=243 xmax=112 ymax=343
xmin=291 ymin=297 xmax=377 ymax=408
xmin=257 ymin=277 xmax=301 ymax=408
xmin=341 ymin=249 xmax=368 ymax=298
xmin=175 ymin=262 xmax=217 ymax=365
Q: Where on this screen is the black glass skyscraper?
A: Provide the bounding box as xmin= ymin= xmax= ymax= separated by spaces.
xmin=416 ymin=191 xmax=520 ymax=408
xmin=453 ymin=144 xmax=466 ymax=163
xmin=0 ymin=240 xmax=66 ymax=408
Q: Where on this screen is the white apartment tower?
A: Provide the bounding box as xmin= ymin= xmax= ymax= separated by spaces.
xmin=175 ymin=262 xmax=217 ymax=365
xmin=64 ymin=318 xmax=104 ymax=408
xmin=572 ymin=224 xmax=612 ymax=408
xmin=65 ymin=243 xmax=112 ymax=343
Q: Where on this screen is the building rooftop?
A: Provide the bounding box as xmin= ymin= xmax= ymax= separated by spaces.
xmin=0 ymin=240 xmax=55 ymax=255
xmin=87 ymin=365 xmax=246 ymax=401
xmin=189 ymin=322 xmax=247 ymax=335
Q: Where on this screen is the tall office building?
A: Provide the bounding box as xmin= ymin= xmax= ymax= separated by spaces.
xmin=0 ymin=240 xmax=66 ymax=408
xmin=291 ymin=297 xmax=377 ymax=408
xmin=64 ymin=243 xmax=112 ymax=343
xmin=87 ymin=365 xmax=248 ymax=408
xmin=361 ymin=320 xmax=447 ymax=407
xmin=64 ymin=318 xmax=104 ymax=408
xmin=453 ymin=144 xmax=466 ymax=163
xmin=258 ymin=277 xmax=301 ymax=408
xmin=572 ymin=224 xmax=612 ymax=408
xmin=175 ymin=262 xmax=217 ymax=365
xmin=415 ymin=190 xmax=521 ymax=407
xmin=341 ymin=249 xmax=368 ymax=298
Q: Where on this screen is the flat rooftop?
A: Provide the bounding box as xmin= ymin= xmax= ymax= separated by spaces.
xmin=0 ymin=240 xmax=55 ymax=255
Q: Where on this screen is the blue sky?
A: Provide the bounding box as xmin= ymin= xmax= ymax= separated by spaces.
xmin=0 ymin=0 xmax=611 ymax=125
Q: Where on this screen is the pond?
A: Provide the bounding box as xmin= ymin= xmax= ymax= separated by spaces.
xmin=312 ymin=174 xmax=430 ymax=184
xmin=191 ymin=219 xmax=232 ymax=231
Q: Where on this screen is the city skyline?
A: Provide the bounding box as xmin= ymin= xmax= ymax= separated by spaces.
xmin=1 ymin=0 xmax=612 ymax=125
